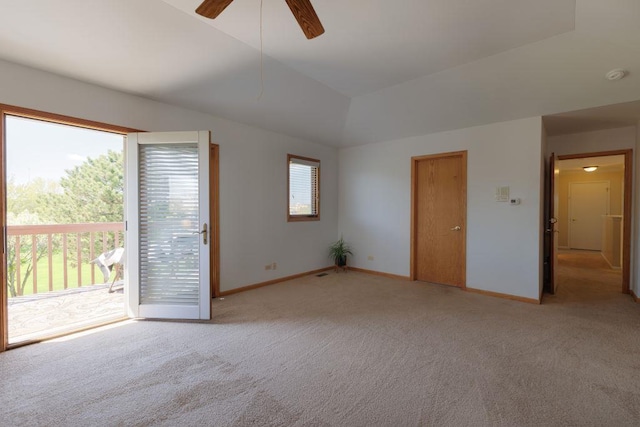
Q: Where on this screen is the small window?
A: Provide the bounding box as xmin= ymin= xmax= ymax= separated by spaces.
xmin=288 ymin=154 xmax=320 ymax=221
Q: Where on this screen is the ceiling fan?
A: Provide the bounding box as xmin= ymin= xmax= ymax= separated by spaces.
xmin=195 ymin=0 xmax=325 ymax=39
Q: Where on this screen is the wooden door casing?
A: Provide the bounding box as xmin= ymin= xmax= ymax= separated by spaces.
xmin=411 ymin=151 xmax=467 ymax=287
xmin=0 ymin=104 xmax=139 ymax=352
xmin=556 ymin=150 xmax=633 ymax=295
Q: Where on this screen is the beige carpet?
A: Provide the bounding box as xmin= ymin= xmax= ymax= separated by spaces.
xmin=1 ymin=268 xmax=639 ymax=426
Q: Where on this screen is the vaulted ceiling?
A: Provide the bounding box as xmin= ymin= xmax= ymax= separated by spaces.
xmin=1 ymin=1 xmax=640 ymax=146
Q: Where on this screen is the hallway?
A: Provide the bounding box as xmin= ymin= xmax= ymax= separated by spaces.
xmin=545 ymin=249 xmax=629 ymax=305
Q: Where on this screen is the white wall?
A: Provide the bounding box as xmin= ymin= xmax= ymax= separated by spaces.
xmin=547 ymin=126 xmax=636 ymax=156
xmin=0 ymin=59 xmax=338 ymax=293
xmin=339 ymin=117 xmax=543 ymax=300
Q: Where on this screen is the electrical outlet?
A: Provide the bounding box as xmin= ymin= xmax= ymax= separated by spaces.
xmin=367 ymin=255 xmax=374 ymax=261
xmin=272 ymin=262 xmax=277 ymax=270
xmin=265 ymin=264 xmax=272 ymax=270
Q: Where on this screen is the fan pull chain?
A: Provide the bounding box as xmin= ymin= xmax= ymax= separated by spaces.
xmin=257 ymin=0 xmax=265 ymax=101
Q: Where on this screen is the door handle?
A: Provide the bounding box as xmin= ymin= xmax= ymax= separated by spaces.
xmin=193 ymin=223 xmax=208 ymax=244
xmin=450 ymin=226 xmax=461 ymax=231
xmin=201 ymin=223 xmax=208 ymax=245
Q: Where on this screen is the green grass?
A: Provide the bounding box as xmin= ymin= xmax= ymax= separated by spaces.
xmin=10 ymin=252 xmax=117 ymax=296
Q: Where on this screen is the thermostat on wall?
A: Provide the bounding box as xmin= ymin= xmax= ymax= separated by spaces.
xmin=495 ymin=186 xmax=509 ymax=202
xmin=509 ymin=198 xmax=521 ymax=205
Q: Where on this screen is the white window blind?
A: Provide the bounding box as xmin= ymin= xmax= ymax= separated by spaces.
xmin=138 ymin=144 xmax=200 ymax=306
xmin=288 ymin=155 xmax=320 ymax=218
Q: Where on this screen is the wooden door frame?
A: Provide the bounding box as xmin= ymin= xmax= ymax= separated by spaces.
xmin=0 ymin=104 xmax=140 ymax=352
xmin=209 ymin=143 xmax=220 ymax=299
xmin=410 ymin=150 xmax=467 ymax=286
xmin=557 ymin=150 xmax=632 ymax=294
xmin=0 ymin=104 xmax=222 ymax=351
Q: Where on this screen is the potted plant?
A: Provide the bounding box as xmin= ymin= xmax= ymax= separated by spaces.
xmin=329 ymin=236 xmax=353 ymax=271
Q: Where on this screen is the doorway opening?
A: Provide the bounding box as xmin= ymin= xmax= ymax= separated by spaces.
xmin=547 ymin=150 xmax=631 ymax=302
xmin=1 ymin=106 xmax=134 ymax=348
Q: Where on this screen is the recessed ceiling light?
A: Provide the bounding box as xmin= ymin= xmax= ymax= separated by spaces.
xmin=583 ymin=166 xmax=598 ymax=172
xmin=606 ymin=69 xmax=627 ymax=81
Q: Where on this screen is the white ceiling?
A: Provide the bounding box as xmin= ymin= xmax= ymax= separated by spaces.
xmin=164 ymin=0 xmax=576 ymax=96
xmin=1 ymin=0 xmax=640 ymax=147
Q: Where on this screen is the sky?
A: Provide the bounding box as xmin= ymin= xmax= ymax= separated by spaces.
xmin=6 ymin=115 xmax=124 ymax=185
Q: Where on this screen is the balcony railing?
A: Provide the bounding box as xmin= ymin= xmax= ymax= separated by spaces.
xmin=6 ymin=223 xmax=124 ymax=297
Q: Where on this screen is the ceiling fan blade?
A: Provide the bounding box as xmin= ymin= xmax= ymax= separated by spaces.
xmin=284 ymin=0 xmax=325 ymax=39
xmin=195 ymin=0 xmax=235 ymax=19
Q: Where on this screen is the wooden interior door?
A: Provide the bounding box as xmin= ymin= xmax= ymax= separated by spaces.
xmin=545 ymin=153 xmax=559 ymax=294
xmin=411 ymin=151 xmax=467 ymax=287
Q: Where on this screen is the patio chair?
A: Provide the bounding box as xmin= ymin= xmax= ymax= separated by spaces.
xmin=90 ymin=247 xmax=124 ymax=293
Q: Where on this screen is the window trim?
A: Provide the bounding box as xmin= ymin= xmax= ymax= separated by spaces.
xmin=287 ymin=154 xmax=320 ymax=222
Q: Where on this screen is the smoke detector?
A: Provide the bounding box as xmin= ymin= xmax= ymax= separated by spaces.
xmin=605 ymin=69 xmax=628 ymax=81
